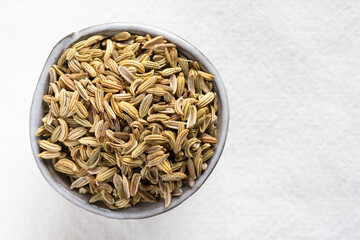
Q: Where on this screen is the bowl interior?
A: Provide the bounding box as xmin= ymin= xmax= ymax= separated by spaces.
xmin=30 ymin=23 xmax=229 ymax=219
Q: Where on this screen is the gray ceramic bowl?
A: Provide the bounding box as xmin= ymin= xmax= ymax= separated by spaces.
xmin=30 ymin=23 xmax=229 ymax=219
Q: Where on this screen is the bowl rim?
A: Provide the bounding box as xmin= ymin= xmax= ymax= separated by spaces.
xmin=30 ymin=22 xmax=229 ymax=219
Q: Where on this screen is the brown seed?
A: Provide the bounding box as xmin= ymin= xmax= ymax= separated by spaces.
xmin=70 ymin=176 xmax=89 ymax=189
xmin=139 ymin=94 xmax=153 ymax=118
xmin=131 ymin=141 xmax=149 ymax=158
xmin=118 ymin=101 xmax=139 ymax=120
xmin=74 ymin=81 xmax=90 ymax=101
xmin=144 ymin=135 xmax=169 ymax=145
xmin=58 ymin=118 xmax=68 ymax=142
xmin=138 ymin=189 xmax=157 ymax=203
xmin=119 ymin=60 xmax=145 ymax=73
xmin=95 ymin=167 xmax=117 ymax=182
xmin=136 ymin=76 xmax=157 ymax=94
xmin=81 ymin=62 xmax=97 ymax=78
xmin=147 ymin=153 xmax=169 ymax=167
xmin=122 ymin=175 xmax=130 ymax=199
xmin=59 ymin=74 xmax=76 ymax=91
xmin=95 ymin=88 xmax=104 ymax=113
xmin=38 ymin=151 xmax=62 ymax=159
xmin=38 ymin=140 xmax=61 ymax=152
xmin=101 ymin=190 xmax=115 ymax=205
xmin=186 ymin=105 xmax=197 ymax=129
xmin=173 ymin=129 xmax=189 ymax=154
xmin=112 ymin=32 xmax=131 ymax=41
xmin=129 ymin=173 xmax=141 ymax=197
xmin=163 ymin=182 xmax=171 ymax=207
xmin=197 ymin=92 xmax=215 ymax=108
xmin=118 ymin=66 xmax=136 ymax=84
xmin=142 ymin=36 xmax=164 ymax=49
xmin=54 ymin=159 xmax=78 ymax=174
xmin=176 ymin=73 xmax=185 ymax=97
xmin=67 ymin=127 xmax=87 ymax=140
xmin=160 ymin=67 xmax=182 ymax=77
xmin=161 ymin=172 xmax=187 ymax=181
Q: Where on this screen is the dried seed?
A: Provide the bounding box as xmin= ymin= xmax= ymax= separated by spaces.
xmin=58 ymin=118 xmax=68 ymax=142
xmin=147 ymin=113 xmax=170 ymax=122
xmin=50 ymin=126 xmax=61 ymax=142
xmin=138 ymin=189 xmax=157 ymax=203
xmin=38 ymin=151 xmax=62 ymax=159
xmin=186 ymin=105 xmax=197 ymax=129
xmin=101 ymin=190 xmax=115 ymax=204
xmin=174 ymin=129 xmax=189 ymax=154
xmin=139 ymin=94 xmax=153 ymax=118
xmin=122 ymin=175 xmax=130 ymax=199
xmin=80 ymin=62 xmax=96 ymax=77
xmin=112 ymin=32 xmax=131 ymax=41
xmin=38 ymin=140 xmax=61 ymax=152
xmin=84 ymin=35 xmax=106 ymax=47
xmin=129 ymin=173 xmax=141 ymax=197
xmin=103 ymin=100 xmax=116 ymax=119
xmin=161 ymin=172 xmax=187 ymax=181
xmin=59 ymin=74 xmax=76 ymax=91
xmin=144 ymin=135 xmax=168 ymax=145
xmin=143 ymin=61 xmax=161 ymax=70
xmin=163 ymin=182 xmax=171 ymax=207
xmin=95 ymin=88 xmax=104 ymax=113
xmin=95 ymin=167 xmax=117 ymax=182
xmin=54 ymin=159 xmax=78 ymax=174
xmin=197 ymin=92 xmax=215 ymax=108
xmin=203 ymin=148 xmax=214 ymax=162
xmin=118 ymin=66 xmax=136 ymax=84
xmin=176 ymin=73 xmax=185 ymax=97
xmin=199 ymin=133 xmax=218 ymax=144
xmin=119 ymin=60 xmax=145 ymax=73
xmin=74 ymin=101 xmax=88 ymax=119
xmin=147 ymin=153 xmax=169 ymax=167
xmin=118 ymin=101 xmax=139 ymax=120
xmin=198 ymin=70 xmax=215 ymax=81
xmin=136 ymin=76 xmax=157 ymax=94
xmin=142 ymin=36 xmax=164 ymax=49
xmin=70 ymin=176 xmax=89 ymax=189
xmin=74 ymin=81 xmax=90 ymax=101
xmin=160 ymin=67 xmax=182 ymax=77
xmin=131 ymin=141 xmax=149 ymax=158
xmin=73 ymin=115 xmax=93 ymax=127
xmin=79 ymin=137 xmax=103 ymax=147
xmin=145 ymin=87 xmax=168 ymax=96
xmin=169 ymin=74 xmax=177 ymax=94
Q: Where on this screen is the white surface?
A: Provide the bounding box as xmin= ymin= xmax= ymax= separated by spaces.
xmin=1 ymin=0 xmax=360 ymax=239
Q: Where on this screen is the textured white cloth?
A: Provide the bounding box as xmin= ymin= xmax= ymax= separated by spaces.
xmin=1 ymin=0 xmax=360 ymax=239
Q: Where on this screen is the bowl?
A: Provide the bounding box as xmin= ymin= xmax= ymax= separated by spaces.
xmin=30 ymin=23 xmax=229 ymax=219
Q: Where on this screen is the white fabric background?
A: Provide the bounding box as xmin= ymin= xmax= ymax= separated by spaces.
xmin=1 ymin=0 xmax=360 ymax=239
